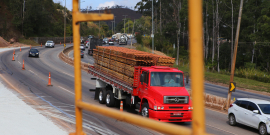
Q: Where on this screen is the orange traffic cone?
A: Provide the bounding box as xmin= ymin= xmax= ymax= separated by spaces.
xmin=120 ymin=101 xmax=123 ymax=112
xmin=47 ymin=72 xmax=53 ymax=86
xmin=41 ymin=43 xmax=42 ymax=47
xmin=20 ymin=46 xmax=21 ymax=51
xmin=22 ymin=60 xmax=25 ymax=70
xmin=12 ymin=54 xmax=15 ymax=61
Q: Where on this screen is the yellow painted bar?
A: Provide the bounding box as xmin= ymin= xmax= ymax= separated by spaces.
xmin=76 ymin=101 xmax=204 ymax=135
xmin=71 ymin=0 xmax=84 ymax=135
xmin=73 ymin=13 xmax=114 ymax=22
xmin=188 ymin=0 xmax=205 ymax=134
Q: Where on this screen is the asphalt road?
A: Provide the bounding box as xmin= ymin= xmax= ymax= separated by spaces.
xmin=0 ymin=41 xmax=265 ymax=135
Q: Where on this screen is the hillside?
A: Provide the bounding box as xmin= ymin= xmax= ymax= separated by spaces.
xmin=82 ymin=8 xmax=142 ymax=29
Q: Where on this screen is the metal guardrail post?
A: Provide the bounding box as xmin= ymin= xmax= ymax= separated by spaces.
xmin=189 ymin=0 xmax=205 ymax=134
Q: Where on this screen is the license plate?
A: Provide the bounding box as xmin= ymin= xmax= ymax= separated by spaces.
xmin=173 ymin=113 xmax=182 ymax=116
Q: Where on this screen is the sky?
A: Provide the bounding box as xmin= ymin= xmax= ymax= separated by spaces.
xmin=53 ymin=0 xmax=141 ymax=11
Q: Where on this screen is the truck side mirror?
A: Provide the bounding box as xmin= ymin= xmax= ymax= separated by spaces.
xmin=140 ymin=74 xmax=144 ymax=84
xmin=186 ymin=75 xmax=189 ymax=84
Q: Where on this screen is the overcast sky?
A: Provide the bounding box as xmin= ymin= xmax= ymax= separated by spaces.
xmin=53 ymin=0 xmax=141 ymax=11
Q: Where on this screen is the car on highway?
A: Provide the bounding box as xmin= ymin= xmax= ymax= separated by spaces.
xmin=108 ymin=39 xmax=114 ymax=45
xmin=80 ymin=44 xmax=85 ymax=50
xmin=28 ymin=49 xmax=39 ymax=58
xmin=45 ymin=40 xmax=55 ymax=48
xmin=80 ymin=50 xmax=84 ymax=58
xmin=103 ymin=38 xmax=108 ymax=44
xmin=228 ymin=98 xmax=270 ymax=135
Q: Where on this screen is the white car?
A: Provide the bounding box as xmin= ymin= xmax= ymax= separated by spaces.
xmin=80 ymin=44 xmax=85 ymax=50
xmin=45 ymin=40 xmax=55 ymax=48
xmin=228 ymin=98 xmax=270 ymax=135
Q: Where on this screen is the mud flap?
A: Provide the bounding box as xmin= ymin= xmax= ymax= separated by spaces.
xmin=94 ymin=88 xmax=100 ymax=100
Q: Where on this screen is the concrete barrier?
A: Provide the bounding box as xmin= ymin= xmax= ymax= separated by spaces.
xmin=59 ymin=46 xmax=92 ymax=72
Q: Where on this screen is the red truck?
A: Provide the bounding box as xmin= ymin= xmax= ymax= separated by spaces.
xmin=88 ymin=65 xmax=192 ymax=122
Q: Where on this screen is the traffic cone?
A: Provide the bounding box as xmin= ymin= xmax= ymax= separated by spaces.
xmin=20 ymin=46 xmax=21 ymax=51
xmin=120 ymin=101 xmax=123 ymax=112
xmin=22 ymin=60 xmax=25 ymax=70
xmin=12 ymin=54 xmax=15 ymax=61
xmin=47 ymin=72 xmax=53 ymax=86
xmin=41 ymin=43 xmax=42 ymax=47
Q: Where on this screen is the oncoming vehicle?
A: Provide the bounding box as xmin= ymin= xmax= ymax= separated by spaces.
xmin=228 ymin=98 xmax=270 ymax=135
xmin=80 ymin=44 xmax=85 ymax=51
xmin=28 ymin=49 xmax=39 ymax=58
xmin=45 ymin=40 xmax=55 ymax=48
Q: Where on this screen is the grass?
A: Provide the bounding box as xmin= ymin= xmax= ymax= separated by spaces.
xmin=175 ymin=65 xmax=270 ymax=93
xmin=18 ymin=38 xmax=39 ymax=46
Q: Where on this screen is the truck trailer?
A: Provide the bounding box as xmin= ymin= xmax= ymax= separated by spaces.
xmin=88 ymin=46 xmax=192 ymax=122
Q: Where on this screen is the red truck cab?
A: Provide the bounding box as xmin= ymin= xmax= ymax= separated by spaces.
xmin=134 ymin=66 xmax=192 ymax=122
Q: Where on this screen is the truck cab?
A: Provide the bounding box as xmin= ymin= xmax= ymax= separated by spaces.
xmin=136 ymin=66 xmax=192 ymax=122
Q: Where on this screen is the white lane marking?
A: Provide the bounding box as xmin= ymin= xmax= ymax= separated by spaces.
xmin=18 ymin=61 xmax=21 ymax=64
xmin=62 ymin=72 xmax=74 ymax=78
xmin=206 ymin=124 xmax=237 ymax=135
xmin=29 ymin=70 xmax=38 ymax=76
xmin=58 ymin=86 xmax=74 ymax=95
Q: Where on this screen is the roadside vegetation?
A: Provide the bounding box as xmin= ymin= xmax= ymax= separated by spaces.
xmin=18 ymin=38 xmax=39 ymax=46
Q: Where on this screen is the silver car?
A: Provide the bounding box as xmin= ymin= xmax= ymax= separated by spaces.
xmin=80 ymin=44 xmax=85 ymax=51
xmin=45 ymin=40 xmax=55 ymax=48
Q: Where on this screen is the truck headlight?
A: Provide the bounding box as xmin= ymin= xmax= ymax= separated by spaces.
xmin=188 ymin=106 xmax=193 ymax=110
xmin=154 ymin=106 xmax=157 ymax=110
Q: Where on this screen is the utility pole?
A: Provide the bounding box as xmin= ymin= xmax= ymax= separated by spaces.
xmin=22 ymin=0 xmax=25 ymax=36
xmin=114 ymin=16 xmax=116 ymax=34
xmin=226 ymin=0 xmax=244 ymax=110
xmin=64 ymin=0 xmax=66 ymax=46
xmin=151 ymin=0 xmax=154 ymax=53
xmin=123 ymin=15 xmax=128 ymax=33
xmin=131 ymin=19 xmax=135 ymax=46
xmin=111 ymin=21 xmax=114 ymax=35
xmin=128 ymin=21 xmax=129 ymax=34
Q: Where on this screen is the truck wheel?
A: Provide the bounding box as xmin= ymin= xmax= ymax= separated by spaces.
xmin=106 ymin=90 xmax=115 ymax=107
xmin=98 ymin=89 xmax=106 ymax=104
xmin=141 ymin=103 xmax=149 ymax=117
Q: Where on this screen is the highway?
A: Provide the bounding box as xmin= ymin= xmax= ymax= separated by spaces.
xmin=0 ymin=40 xmax=264 ymax=135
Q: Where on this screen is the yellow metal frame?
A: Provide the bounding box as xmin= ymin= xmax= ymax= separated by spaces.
xmin=71 ymin=0 xmax=206 ymax=134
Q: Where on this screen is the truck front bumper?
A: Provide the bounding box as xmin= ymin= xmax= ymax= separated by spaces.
xmin=149 ymin=109 xmax=192 ymax=122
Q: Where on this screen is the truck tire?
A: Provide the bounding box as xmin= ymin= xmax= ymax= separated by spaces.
xmin=106 ymin=90 xmax=115 ymax=107
xmin=141 ymin=103 xmax=149 ymax=117
xmin=98 ymin=89 xmax=106 ymax=104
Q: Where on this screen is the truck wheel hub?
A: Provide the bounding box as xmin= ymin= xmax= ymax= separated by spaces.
xmin=142 ymin=107 xmax=148 ymax=117
xmin=99 ymin=91 xmax=103 ymax=101
xmin=106 ymin=94 xmax=110 ymax=104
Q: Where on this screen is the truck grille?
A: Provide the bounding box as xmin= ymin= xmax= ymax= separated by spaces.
xmin=164 ymin=96 xmax=189 ymax=104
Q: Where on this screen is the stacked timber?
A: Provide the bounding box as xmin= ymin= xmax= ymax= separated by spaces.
xmin=93 ymin=46 xmax=175 ymax=86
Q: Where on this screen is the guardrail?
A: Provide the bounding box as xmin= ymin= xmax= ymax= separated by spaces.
xmin=70 ymin=0 xmax=207 ymax=134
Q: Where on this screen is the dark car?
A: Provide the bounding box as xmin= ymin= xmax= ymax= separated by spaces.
xmin=29 ymin=49 xmax=39 ymax=58
xmin=81 ymin=50 xmax=84 ymax=58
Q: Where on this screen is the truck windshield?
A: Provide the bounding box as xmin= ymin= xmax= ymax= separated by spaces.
xmin=150 ymin=72 xmax=184 ymax=87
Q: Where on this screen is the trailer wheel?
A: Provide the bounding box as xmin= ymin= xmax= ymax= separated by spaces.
xmin=141 ymin=103 xmax=149 ymax=117
xmin=98 ymin=89 xmax=106 ymax=104
xmin=106 ymin=90 xmax=115 ymax=107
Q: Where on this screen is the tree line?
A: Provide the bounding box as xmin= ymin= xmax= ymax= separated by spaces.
xmin=134 ymin=0 xmax=270 ymax=75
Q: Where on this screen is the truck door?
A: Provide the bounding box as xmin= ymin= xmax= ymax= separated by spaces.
xmin=141 ymin=71 xmax=149 ymax=96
